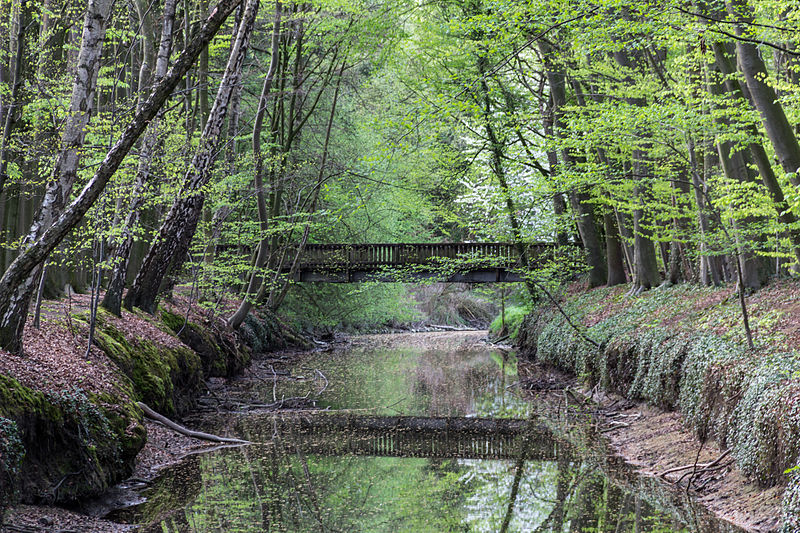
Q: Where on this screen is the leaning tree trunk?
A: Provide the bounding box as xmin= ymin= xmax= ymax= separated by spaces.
xmin=726 ymin=0 xmax=800 ymax=187
xmin=0 ymin=0 xmax=115 ymax=354
xmin=710 ymin=40 xmax=800 ymax=267
xmin=0 ymin=0 xmax=245 ymax=354
xmin=124 ymin=0 xmax=258 ymax=314
xmin=101 ymin=0 xmax=178 ymax=316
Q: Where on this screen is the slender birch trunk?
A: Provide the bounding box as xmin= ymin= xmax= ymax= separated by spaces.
xmin=124 ymin=0 xmax=259 ymax=314
xmin=228 ymin=0 xmax=283 ymax=328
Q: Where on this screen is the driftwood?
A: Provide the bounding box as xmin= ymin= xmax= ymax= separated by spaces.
xmin=137 ymin=402 xmax=250 ymax=444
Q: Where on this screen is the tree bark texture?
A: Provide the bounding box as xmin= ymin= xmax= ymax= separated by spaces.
xmin=102 ymin=0 xmax=178 ymax=315
xmin=124 ymin=0 xmax=259 ymax=314
xmin=540 ymin=43 xmax=606 ymax=286
xmin=0 ymin=0 xmax=115 ymax=354
xmin=710 ymin=40 xmax=800 ymax=267
xmin=604 ymin=211 xmax=627 ymax=285
xmin=726 ymin=0 xmax=800 ymax=185
xmin=613 ymin=49 xmax=661 ymax=292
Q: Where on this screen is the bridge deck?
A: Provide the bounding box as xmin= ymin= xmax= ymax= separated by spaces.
xmin=288 ymin=242 xmax=556 ymax=283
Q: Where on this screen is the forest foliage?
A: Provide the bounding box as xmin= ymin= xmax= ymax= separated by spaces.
xmin=2 ymin=0 xmax=800 ymax=348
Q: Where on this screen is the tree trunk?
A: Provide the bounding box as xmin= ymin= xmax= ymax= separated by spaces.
xmin=710 ymin=40 xmax=800 ymax=267
xmin=124 ymin=0 xmax=258 ymax=314
xmin=270 ymin=60 xmax=346 ymax=312
xmin=228 ymin=0 xmax=283 ymax=329
xmin=726 ymin=0 xmax=800 ymax=186
xmin=0 ymin=0 xmax=116 ymax=354
xmin=613 ymin=49 xmax=661 ymax=292
xmin=0 ymin=0 xmax=245 ymax=353
xmin=101 ymin=0 xmax=178 ymax=315
xmin=541 ymin=43 xmax=606 ymax=286
xmin=604 ymin=211 xmax=626 ymax=285
xmin=0 ymin=0 xmax=31 ymax=195
xmin=666 ymin=172 xmax=692 ymax=285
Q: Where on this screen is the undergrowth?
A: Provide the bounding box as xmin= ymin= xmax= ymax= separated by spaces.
xmin=489 ymin=305 xmax=528 ymax=339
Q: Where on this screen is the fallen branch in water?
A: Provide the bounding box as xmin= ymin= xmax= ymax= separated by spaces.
xmin=137 ymin=402 xmax=251 ymax=444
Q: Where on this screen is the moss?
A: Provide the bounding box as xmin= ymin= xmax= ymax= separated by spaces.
xmin=0 ymin=416 xmax=24 ymax=515
xmin=0 ymin=376 xmax=145 ymax=505
xmin=160 ymin=309 xmax=250 ymax=378
xmin=74 ymin=310 xmax=202 ymax=416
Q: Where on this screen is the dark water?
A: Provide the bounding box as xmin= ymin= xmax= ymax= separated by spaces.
xmin=118 ymin=333 xmax=743 ymax=532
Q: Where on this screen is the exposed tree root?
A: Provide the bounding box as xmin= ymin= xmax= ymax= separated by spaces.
xmin=137 ymin=402 xmax=251 ymax=444
xmin=658 ymin=449 xmax=731 ymax=480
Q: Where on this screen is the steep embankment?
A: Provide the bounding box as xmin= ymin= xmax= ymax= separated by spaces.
xmin=0 ymin=294 xmax=300 ymax=519
xmin=517 ymin=281 xmax=800 ymax=530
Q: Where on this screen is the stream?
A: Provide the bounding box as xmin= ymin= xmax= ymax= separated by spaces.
xmin=112 ymin=331 xmax=746 ymax=532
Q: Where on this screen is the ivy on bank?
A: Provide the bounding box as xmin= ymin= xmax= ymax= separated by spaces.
xmin=517 ymin=284 xmax=800 ymax=529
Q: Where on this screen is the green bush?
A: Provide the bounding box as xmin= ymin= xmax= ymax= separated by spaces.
xmin=489 ymin=305 xmax=529 ymax=339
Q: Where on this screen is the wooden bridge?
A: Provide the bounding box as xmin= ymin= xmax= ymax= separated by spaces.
xmin=286 ymin=242 xmax=558 ymax=283
xmin=241 ymin=413 xmax=562 ymax=461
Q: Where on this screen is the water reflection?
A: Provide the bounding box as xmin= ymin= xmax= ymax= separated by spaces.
xmin=119 ymin=334 xmax=733 ymax=532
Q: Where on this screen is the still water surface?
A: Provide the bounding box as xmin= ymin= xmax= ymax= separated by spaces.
xmin=122 ymin=332 xmax=740 ymax=532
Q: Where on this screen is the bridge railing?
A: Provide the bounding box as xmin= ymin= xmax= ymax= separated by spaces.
xmin=296 ymin=242 xmax=552 ymax=269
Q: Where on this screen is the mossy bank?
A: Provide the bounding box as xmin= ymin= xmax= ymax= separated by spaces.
xmin=517 ymin=282 xmax=800 ymax=531
xmin=0 ymin=299 xmax=297 ymax=519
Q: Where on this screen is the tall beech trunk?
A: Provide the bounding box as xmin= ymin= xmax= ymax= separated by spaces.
xmin=604 ymin=211 xmax=627 ymax=285
xmin=101 ymin=0 xmax=178 ymax=315
xmin=124 ymin=0 xmax=258 ymax=314
xmin=228 ymin=0 xmax=283 ymax=329
xmin=706 ymin=60 xmax=765 ymax=289
xmin=710 ymin=40 xmax=800 ymax=267
xmin=666 ymin=173 xmax=692 ymax=285
xmin=0 ymin=0 xmax=245 ymax=353
xmin=726 ymin=0 xmax=800 ymax=187
xmin=689 ymin=138 xmax=723 ymax=285
xmin=542 ymin=97 xmax=570 ymax=246
xmin=540 ymin=43 xmax=606 ymax=286
xmin=613 ymin=49 xmax=661 ymax=292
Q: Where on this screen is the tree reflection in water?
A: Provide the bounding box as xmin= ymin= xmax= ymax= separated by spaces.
xmin=127 ymin=337 xmax=723 ymax=532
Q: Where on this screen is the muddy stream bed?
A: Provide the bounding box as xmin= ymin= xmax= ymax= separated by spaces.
xmin=72 ymin=332 xmax=766 ymax=531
